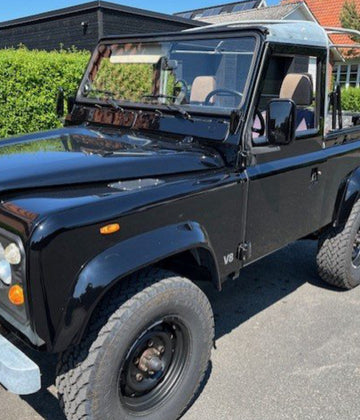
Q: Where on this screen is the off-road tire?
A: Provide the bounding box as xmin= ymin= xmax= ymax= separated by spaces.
xmin=56 ymin=268 xmax=214 ymax=420
xmin=317 ymin=199 xmax=360 ymax=289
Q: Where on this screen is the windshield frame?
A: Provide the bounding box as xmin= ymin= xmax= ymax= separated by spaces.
xmin=76 ymin=30 xmax=262 ymax=118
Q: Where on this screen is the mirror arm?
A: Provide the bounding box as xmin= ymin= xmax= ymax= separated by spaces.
xmin=336 ymin=85 xmax=343 ymax=130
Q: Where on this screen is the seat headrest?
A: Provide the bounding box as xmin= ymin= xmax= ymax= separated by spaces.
xmin=280 ymin=73 xmax=313 ymax=106
xmin=190 ymin=76 xmax=216 ymax=103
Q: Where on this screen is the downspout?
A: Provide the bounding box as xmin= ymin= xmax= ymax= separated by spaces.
xmin=98 ymin=7 xmax=104 ymax=41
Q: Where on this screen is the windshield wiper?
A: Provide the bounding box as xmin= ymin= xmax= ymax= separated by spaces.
xmin=141 ymin=93 xmax=193 ymax=121
xmin=164 ymin=104 xmax=193 ymax=122
xmin=90 ymin=90 xmax=192 ymax=121
xmin=105 ymin=98 xmax=125 ymax=112
xmin=86 ymin=87 xmax=125 ymax=107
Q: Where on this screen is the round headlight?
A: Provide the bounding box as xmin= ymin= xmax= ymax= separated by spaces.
xmin=0 ymin=259 xmax=11 ymax=285
xmin=5 ymin=243 xmax=21 ymax=265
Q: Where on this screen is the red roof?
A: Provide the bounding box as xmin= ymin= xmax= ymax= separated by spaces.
xmin=281 ymin=0 xmax=360 ymax=46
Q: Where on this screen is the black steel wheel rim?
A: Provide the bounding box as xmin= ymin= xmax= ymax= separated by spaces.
xmin=118 ymin=316 xmax=190 ymax=413
xmin=352 ymin=230 xmax=360 ymax=268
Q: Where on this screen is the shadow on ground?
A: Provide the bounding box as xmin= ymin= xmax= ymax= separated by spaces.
xmin=201 ymin=240 xmax=333 ymax=341
xmin=12 ymin=239 xmax=332 ymax=419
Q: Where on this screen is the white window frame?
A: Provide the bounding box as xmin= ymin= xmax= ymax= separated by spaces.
xmin=333 ymin=63 xmax=360 ymax=88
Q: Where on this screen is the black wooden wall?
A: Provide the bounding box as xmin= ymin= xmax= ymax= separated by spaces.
xmin=0 ymin=8 xmax=196 ymax=51
xmin=102 ymin=10 xmax=193 ymax=37
xmin=0 ymin=11 xmax=99 ymax=51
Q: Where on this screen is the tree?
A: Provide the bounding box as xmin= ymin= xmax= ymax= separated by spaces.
xmin=340 ymin=0 xmax=360 ymax=42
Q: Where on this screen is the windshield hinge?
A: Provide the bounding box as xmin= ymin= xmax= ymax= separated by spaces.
xmin=229 ymin=110 xmax=245 ymax=135
xmin=238 ymin=150 xmax=251 ymax=169
xmin=237 ymin=242 xmax=251 ymax=263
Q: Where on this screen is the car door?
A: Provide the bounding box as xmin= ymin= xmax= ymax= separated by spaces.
xmin=244 ymin=47 xmax=328 ymax=263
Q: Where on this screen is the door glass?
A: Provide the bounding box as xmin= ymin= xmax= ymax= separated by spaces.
xmin=252 ymin=54 xmax=318 ymax=145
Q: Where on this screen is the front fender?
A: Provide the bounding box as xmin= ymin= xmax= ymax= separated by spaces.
xmin=334 ymin=167 xmax=360 ymax=227
xmin=52 ymin=222 xmax=218 ymax=352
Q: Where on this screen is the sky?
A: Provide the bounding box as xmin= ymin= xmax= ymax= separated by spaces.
xmin=1 ymin=0 xmax=280 ymax=21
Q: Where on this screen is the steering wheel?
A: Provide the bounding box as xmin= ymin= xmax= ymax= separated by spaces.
xmin=204 ymin=89 xmax=242 ymax=105
xmin=252 ymin=109 xmax=265 ymax=136
xmin=175 ymin=79 xmax=189 ymax=92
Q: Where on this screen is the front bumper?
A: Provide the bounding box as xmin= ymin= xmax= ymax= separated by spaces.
xmin=0 ymin=334 xmax=41 ymax=395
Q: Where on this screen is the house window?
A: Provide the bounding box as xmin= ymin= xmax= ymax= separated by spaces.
xmin=232 ymin=1 xmax=257 ymax=12
xmin=350 ymin=64 xmax=359 ymax=87
xmin=202 ymin=7 xmax=222 ymax=17
xmin=178 ymin=12 xmax=193 ymax=19
xmin=333 ymin=63 xmax=360 ymax=88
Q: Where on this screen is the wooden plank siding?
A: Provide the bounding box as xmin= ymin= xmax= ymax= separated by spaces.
xmin=0 ymin=11 xmax=99 ymax=51
xmin=102 ymin=10 xmax=194 ymax=38
xmin=0 ymin=2 xmax=200 ymax=51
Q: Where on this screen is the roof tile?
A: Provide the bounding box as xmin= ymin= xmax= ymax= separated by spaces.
xmin=282 ymin=0 xmax=360 ymax=45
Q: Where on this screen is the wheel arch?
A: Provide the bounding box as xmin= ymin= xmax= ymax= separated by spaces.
xmin=334 ymin=167 xmax=360 ymax=227
xmin=51 ymin=222 xmax=219 ymax=353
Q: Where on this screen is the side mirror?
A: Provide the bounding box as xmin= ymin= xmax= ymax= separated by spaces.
xmin=56 ymin=87 xmax=65 ymax=118
xmin=161 ymin=58 xmax=178 ymax=71
xmin=266 ymin=99 xmax=296 ymax=146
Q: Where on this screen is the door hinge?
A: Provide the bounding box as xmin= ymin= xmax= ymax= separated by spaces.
xmin=237 ymin=242 xmax=251 ymax=262
xmin=239 ymin=150 xmax=251 ymax=169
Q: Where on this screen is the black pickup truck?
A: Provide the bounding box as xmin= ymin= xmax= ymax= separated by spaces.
xmin=0 ymin=20 xmax=360 ymax=420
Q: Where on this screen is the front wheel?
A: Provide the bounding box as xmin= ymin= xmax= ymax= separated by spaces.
xmin=56 ymin=268 xmax=214 ymax=420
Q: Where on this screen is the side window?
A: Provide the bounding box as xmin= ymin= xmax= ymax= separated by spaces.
xmin=326 ymin=73 xmax=360 ymax=134
xmin=252 ymin=54 xmax=318 ymax=145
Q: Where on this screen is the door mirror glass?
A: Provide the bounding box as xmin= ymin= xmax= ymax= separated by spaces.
xmin=266 ymin=99 xmax=296 ymax=146
xmin=56 ymin=87 xmax=65 ymax=118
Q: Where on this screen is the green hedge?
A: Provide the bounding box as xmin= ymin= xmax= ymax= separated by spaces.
xmin=0 ymin=48 xmax=90 ymax=139
xmin=90 ymin=59 xmax=176 ymax=102
xmin=90 ymin=60 xmax=153 ymax=102
xmin=342 ymin=87 xmax=360 ymax=112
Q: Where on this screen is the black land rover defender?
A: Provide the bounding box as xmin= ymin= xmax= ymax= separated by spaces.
xmin=1 ymin=20 xmax=360 ymax=420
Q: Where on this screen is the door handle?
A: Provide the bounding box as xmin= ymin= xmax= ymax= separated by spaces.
xmin=311 ymin=167 xmax=322 ymax=183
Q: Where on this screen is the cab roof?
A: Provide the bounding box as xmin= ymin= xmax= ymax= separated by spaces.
xmin=184 ymin=20 xmax=329 ymax=48
xmin=100 ymin=20 xmax=360 ymax=53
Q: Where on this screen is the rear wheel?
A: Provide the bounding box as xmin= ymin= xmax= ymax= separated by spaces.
xmin=56 ymin=268 xmax=214 ymax=420
xmin=317 ymin=199 xmax=360 ymax=289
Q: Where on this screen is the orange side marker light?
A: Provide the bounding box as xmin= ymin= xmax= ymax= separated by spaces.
xmin=100 ymin=223 xmax=120 ymax=235
xmin=9 ymin=285 xmax=24 ymax=306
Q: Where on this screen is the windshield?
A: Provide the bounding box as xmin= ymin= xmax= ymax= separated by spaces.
xmin=80 ymin=37 xmax=256 ymax=113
